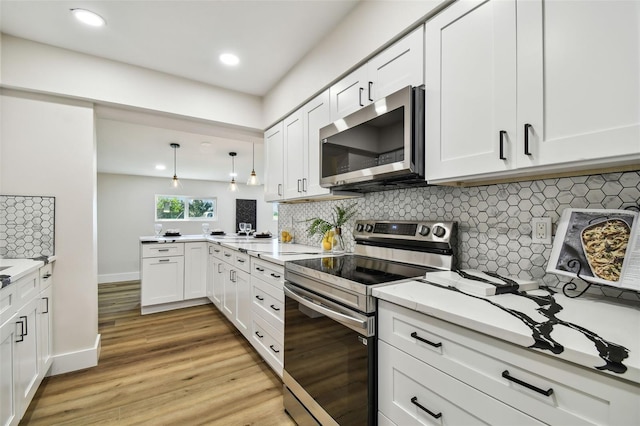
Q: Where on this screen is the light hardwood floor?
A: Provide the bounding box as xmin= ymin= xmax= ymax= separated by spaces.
xmin=20 ymin=281 xmax=296 ymax=425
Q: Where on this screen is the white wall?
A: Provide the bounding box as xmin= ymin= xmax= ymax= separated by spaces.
xmin=0 ymin=89 xmax=99 ymax=374
xmin=262 ymin=0 xmax=450 ymax=127
xmin=0 ymin=35 xmax=263 ymax=130
xmin=97 ymin=173 xmax=276 ymax=283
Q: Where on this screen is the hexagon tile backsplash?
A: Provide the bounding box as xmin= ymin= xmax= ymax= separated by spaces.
xmin=0 ymin=195 xmax=55 ymax=258
xmin=279 ymin=171 xmax=640 ymax=293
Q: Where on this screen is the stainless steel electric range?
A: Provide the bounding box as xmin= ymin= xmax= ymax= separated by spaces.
xmin=283 ymin=220 xmax=457 ymax=426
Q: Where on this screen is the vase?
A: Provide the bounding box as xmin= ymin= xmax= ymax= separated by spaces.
xmin=322 ymin=227 xmax=344 ymax=253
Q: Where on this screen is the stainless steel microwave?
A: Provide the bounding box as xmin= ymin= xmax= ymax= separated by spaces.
xmin=319 ymin=85 xmax=425 ymax=192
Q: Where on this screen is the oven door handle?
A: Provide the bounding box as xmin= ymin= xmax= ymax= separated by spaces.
xmin=284 ymin=286 xmax=367 ymax=331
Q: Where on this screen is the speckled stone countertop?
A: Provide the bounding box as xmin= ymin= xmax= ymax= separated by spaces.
xmin=373 ymin=280 xmax=640 ymax=385
xmin=140 ymin=235 xmax=329 ymax=266
xmin=0 ymin=256 xmax=56 ymax=288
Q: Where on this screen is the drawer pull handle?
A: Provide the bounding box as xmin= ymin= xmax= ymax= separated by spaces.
xmin=158 ymin=249 xmax=170 ymax=252
xmin=237 ymin=259 xmax=245 ymax=263
xmin=410 ymin=396 xmax=441 ymax=419
xmin=270 ymin=304 xmax=280 ymax=312
xmin=410 ymin=332 xmax=442 ymax=348
xmin=158 ymin=259 xmax=170 ymax=263
xmin=255 ymin=295 xmax=264 ymax=301
xmin=214 ymin=249 xmax=221 ymax=253
xmin=255 ymin=331 xmax=264 ymax=339
xmin=224 ymin=253 xmax=232 ymax=257
xmin=269 ymin=345 xmax=280 ymax=353
xmin=256 ymin=267 xmax=265 ymax=272
xmin=270 ymin=273 xmax=281 ymax=279
xmin=42 ymin=273 xmax=52 ymax=279
xmin=502 ymin=370 xmax=553 ymax=396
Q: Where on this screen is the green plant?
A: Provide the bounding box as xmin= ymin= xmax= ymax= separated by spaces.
xmin=306 ymin=203 xmax=358 ymax=241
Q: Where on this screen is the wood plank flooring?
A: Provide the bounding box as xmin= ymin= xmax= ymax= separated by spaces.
xmin=20 ymin=281 xmax=296 ymax=425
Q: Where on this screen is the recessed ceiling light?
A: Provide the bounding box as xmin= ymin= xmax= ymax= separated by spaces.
xmin=71 ymin=9 xmax=106 ymax=27
xmin=155 ymin=164 xmax=166 ymax=171
xmin=220 ymin=53 xmax=240 ymax=66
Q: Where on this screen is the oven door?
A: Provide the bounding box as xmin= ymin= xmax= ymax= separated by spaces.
xmin=283 ymin=282 xmax=375 ymax=426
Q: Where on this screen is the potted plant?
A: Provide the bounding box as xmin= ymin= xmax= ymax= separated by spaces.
xmin=306 ymin=203 xmax=357 ymax=252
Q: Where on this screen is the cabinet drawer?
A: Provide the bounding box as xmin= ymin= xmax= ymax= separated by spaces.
xmin=0 ymin=284 xmax=17 ymax=327
xmin=379 ymin=340 xmax=542 ymax=426
xmin=251 ymin=277 xmax=284 ymax=333
xmin=379 ymin=300 xmax=640 ymax=425
xmin=233 ymin=251 xmax=251 ymax=274
xmin=15 ymin=271 xmax=39 ymax=306
xmin=209 ymin=244 xmax=224 ymax=260
xmin=39 ymin=263 xmax=53 ymax=290
xmin=251 ymin=258 xmax=284 ymax=289
xmin=141 ymin=243 xmax=184 ymax=258
xmin=251 ymin=314 xmax=283 ymax=376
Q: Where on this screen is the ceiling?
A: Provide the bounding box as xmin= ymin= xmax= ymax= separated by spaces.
xmin=0 ymin=0 xmax=360 ymax=182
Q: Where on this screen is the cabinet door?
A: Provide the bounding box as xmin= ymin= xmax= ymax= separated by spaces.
xmin=368 ymin=26 xmax=424 ymax=101
xmin=329 ymin=65 xmax=369 ymax=122
xmin=141 ymin=257 xmax=184 ymax=306
xmin=38 ymin=285 xmax=53 ymax=376
xmin=425 ymin=0 xmax=517 ymax=182
xmin=264 ymin=122 xmax=284 ymax=202
xmin=303 ymin=90 xmax=331 ymax=198
xmin=184 ymin=242 xmax=207 ymax=300
xmin=234 ymin=269 xmax=251 ymax=339
xmin=516 ymin=0 xmax=640 ymax=168
xmin=208 ymin=254 xmax=224 ymax=311
xmin=222 ymin=264 xmax=235 ymax=322
xmin=283 ymin=110 xmax=305 ymax=199
xmin=0 ymin=316 xmax=18 ymax=426
xmin=15 ymin=297 xmax=40 ymax=419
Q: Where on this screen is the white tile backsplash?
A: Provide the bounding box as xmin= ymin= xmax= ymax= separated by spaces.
xmin=0 ymin=195 xmax=55 ymax=258
xmin=279 ymin=171 xmax=640 ymax=292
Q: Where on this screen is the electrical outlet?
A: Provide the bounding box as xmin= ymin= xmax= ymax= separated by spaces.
xmin=531 ymin=217 xmax=552 ymax=244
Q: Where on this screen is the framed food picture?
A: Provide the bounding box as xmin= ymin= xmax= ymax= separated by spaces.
xmin=548 ymin=208 xmax=640 ymax=292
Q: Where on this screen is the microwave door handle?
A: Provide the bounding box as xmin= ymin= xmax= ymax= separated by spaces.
xmin=284 ymin=286 xmax=367 ymax=330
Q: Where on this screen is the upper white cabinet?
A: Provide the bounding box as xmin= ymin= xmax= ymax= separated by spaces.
xmin=330 ymin=26 xmax=424 ymax=122
xmin=283 ymin=90 xmax=332 ymax=200
xmin=264 ymin=122 xmax=284 ymax=202
xmin=425 ymin=0 xmax=640 ymax=183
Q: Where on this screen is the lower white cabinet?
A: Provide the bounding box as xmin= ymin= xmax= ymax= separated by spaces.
xmin=378 ymin=300 xmax=640 ymax=426
xmin=206 ymin=244 xmax=224 ymax=309
xmin=0 ymin=262 xmax=54 ymax=426
xmin=140 ymin=242 xmax=209 ymax=314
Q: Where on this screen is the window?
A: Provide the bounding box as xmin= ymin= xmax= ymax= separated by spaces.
xmin=155 ymin=195 xmax=217 ymax=221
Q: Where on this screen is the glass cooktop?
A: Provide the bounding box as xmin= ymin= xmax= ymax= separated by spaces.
xmin=287 ymin=255 xmax=436 ymax=286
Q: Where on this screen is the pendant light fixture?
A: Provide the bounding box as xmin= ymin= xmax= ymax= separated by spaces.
xmin=170 ymin=143 xmax=181 ymax=188
xmin=246 ymin=142 xmax=260 ymax=186
xmin=228 ymin=152 xmax=239 ymax=192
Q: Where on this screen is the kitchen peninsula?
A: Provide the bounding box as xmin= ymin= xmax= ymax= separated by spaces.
xmin=139 ymin=234 xmax=327 ymax=376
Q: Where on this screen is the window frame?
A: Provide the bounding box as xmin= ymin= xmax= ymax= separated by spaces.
xmin=155 ymin=195 xmax=217 ymax=222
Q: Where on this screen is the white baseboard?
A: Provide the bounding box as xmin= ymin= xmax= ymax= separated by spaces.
xmin=50 ymin=334 xmax=101 ymax=375
xmin=98 ymin=272 xmax=139 ymax=284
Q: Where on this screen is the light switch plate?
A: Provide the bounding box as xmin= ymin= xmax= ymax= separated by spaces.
xmin=531 ymin=217 xmax=552 ymax=244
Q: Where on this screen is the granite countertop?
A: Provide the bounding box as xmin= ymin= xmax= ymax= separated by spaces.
xmin=0 ymin=256 xmax=56 ymax=288
xmin=373 ymin=280 xmax=640 ymax=384
xmin=140 ymin=234 xmax=329 ymax=266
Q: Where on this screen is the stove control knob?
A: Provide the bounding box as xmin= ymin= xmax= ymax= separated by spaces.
xmin=418 ymin=225 xmax=430 ymax=236
xmin=365 ymin=224 xmax=374 ymax=233
xmin=432 ymin=225 xmax=447 ymax=238
xmin=356 ymin=223 xmax=364 ymax=232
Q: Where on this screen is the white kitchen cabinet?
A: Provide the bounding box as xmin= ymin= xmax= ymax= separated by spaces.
xmin=0 ymin=263 xmax=54 ymax=426
xmin=234 ymin=268 xmax=251 ymax=339
xmin=206 ymin=244 xmax=224 ymax=309
xmin=141 ymin=255 xmax=184 ymax=307
xmin=0 ymin=313 xmax=18 ymax=426
xmin=283 ymin=90 xmax=332 ymax=200
xmin=264 ymin=122 xmax=284 ymax=202
xmin=184 ymin=242 xmax=207 ymax=300
xmin=140 ymin=242 xmax=210 ymax=314
xmin=378 ymin=300 xmax=640 ymax=426
xmin=15 ymin=296 xmax=40 ymax=419
xmin=425 ymin=0 xmax=640 ymax=184
xmin=330 ymin=26 xmax=424 ymax=122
